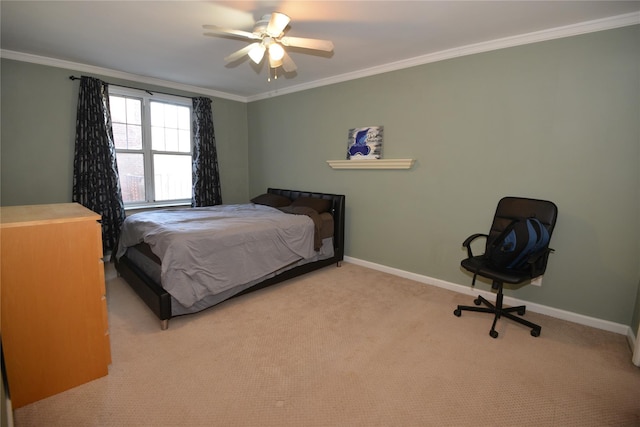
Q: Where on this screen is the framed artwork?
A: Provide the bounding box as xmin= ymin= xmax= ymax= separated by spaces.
xmin=347 ymin=126 xmax=383 ymax=160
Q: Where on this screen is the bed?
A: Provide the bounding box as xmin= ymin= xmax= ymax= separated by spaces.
xmin=114 ymin=188 xmax=345 ymax=329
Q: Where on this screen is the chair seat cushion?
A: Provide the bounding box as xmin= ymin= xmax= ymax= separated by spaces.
xmin=461 ymin=256 xmax=533 ymax=284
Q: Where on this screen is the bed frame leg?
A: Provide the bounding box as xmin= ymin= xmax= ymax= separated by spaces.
xmin=337 ymin=261 xmax=342 ymax=267
xmin=160 ymin=319 xmax=169 ymax=330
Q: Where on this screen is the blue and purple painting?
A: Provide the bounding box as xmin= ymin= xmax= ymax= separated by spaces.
xmin=347 ymin=126 xmax=383 ymax=160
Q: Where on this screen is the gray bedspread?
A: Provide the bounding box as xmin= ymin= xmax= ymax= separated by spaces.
xmin=115 ymin=204 xmax=316 ymax=308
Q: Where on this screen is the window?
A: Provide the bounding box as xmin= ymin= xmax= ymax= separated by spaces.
xmin=109 ymin=87 xmax=192 ymax=207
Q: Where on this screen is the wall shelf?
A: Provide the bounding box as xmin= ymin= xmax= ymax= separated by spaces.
xmin=327 ymin=159 xmax=415 ymax=170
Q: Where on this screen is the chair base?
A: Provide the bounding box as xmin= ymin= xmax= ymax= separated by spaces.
xmin=453 ymin=283 xmax=541 ymax=338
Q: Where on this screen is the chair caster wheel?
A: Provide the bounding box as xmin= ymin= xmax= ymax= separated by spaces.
xmin=531 ymin=329 xmax=540 ymax=337
xmin=474 ymin=298 xmax=482 ymax=305
xmin=490 ymin=330 xmax=498 ymax=338
xmin=453 ymin=309 xmax=461 ymax=317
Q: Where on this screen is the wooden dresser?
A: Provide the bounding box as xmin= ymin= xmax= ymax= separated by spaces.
xmin=0 ymin=203 xmax=111 ymax=408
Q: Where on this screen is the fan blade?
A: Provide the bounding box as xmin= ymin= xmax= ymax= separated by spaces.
xmin=281 ymin=51 xmax=297 ymax=73
xmin=266 ymin=12 xmax=290 ymax=37
xmin=224 ymin=43 xmax=257 ymax=62
xmin=202 ymin=25 xmax=261 ymax=40
xmin=279 ymin=36 xmax=333 ymax=52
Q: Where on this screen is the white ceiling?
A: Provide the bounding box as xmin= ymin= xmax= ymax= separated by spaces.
xmin=2 ymin=1 xmax=639 ymax=102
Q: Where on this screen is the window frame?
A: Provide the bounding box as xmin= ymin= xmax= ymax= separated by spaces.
xmin=108 ymin=86 xmax=193 ymax=209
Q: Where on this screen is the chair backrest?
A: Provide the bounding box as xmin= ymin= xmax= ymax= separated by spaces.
xmin=486 ymin=197 xmax=558 ymax=271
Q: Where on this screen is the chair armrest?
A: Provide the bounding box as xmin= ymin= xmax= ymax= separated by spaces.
xmin=526 ymin=247 xmax=555 ymax=276
xmin=462 ymin=233 xmax=488 ymax=258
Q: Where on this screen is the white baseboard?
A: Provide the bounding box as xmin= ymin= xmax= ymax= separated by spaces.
xmin=344 ymin=256 xmax=632 ymax=338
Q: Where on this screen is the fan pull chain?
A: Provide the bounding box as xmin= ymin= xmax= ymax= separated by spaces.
xmin=267 ymin=67 xmax=279 ymax=83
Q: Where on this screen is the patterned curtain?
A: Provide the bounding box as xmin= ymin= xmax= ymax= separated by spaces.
xmin=192 ymin=97 xmax=222 ymax=207
xmin=72 ymin=76 xmax=126 ymax=253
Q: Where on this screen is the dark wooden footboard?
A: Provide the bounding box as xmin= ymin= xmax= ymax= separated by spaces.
xmin=115 ymin=188 xmax=345 ymax=329
xmin=115 ymin=254 xmax=172 ymax=328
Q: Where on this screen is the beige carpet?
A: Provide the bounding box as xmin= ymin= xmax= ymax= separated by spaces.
xmin=13 ymin=262 xmax=640 ymax=427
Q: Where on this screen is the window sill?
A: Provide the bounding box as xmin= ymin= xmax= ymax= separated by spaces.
xmin=124 ymin=201 xmax=190 ymax=213
xmin=326 ymin=159 xmax=415 ymax=169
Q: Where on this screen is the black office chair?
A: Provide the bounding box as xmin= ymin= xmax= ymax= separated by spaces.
xmin=454 ymin=197 xmax=558 ymax=338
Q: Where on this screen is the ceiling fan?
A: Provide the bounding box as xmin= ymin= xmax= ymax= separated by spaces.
xmin=203 ymin=12 xmax=334 ymax=74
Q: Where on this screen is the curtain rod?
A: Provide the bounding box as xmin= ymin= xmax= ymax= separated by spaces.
xmin=69 ymin=75 xmax=193 ymax=99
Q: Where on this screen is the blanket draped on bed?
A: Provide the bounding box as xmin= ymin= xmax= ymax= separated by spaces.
xmin=116 ymin=204 xmax=316 ymax=308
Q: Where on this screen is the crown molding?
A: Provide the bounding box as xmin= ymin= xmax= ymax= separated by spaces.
xmin=248 ymin=11 xmax=640 ymax=102
xmin=0 ymin=49 xmax=248 ymax=103
xmin=2 ymin=12 xmax=638 ymax=104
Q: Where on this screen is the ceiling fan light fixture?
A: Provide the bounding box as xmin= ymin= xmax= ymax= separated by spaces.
xmin=268 ymin=43 xmax=285 ymax=61
xmin=204 ymin=11 xmax=331 ymax=76
xmin=248 ymin=44 xmax=266 ymax=64
xmin=269 ymin=55 xmax=283 ymax=69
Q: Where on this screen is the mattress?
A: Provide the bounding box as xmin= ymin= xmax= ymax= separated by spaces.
xmin=119 ymin=206 xmax=336 ymax=316
xmin=125 ymin=237 xmax=334 ymax=315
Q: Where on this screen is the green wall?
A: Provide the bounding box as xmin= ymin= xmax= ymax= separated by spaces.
xmin=247 ymin=26 xmax=640 ymax=326
xmin=0 ymin=59 xmax=250 ymax=206
xmin=1 ymin=26 xmax=639 ymax=328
